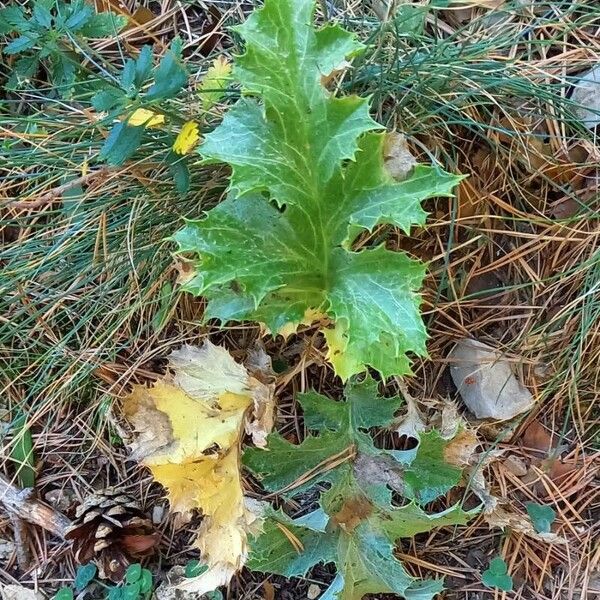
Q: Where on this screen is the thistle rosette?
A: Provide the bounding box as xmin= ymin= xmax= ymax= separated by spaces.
xmin=174 ymin=0 xmax=461 ymax=379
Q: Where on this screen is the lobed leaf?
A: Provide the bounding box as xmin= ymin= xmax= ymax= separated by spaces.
xmin=245 ymin=379 xmax=474 ymax=599
xmin=174 ymin=0 xmax=462 ymax=379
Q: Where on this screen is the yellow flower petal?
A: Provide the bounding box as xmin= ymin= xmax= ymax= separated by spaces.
xmin=127 ymin=108 xmax=165 ymax=128
xmin=173 ymin=121 xmax=200 ymax=155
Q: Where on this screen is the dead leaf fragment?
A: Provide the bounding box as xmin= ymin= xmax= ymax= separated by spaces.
xmin=484 ymin=506 xmax=566 ymax=544
xmin=332 ymin=497 xmax=373 ymax=533
xmin=122 ymin=342 xmax=275 ymax=594
xmin=448 ymin=338 xmax=534 ymax=420
xmin=384 ymin=132 xmax=417 ymax=181
xmin=465 ymin=448 xmax=506 ymax=513
xmin=521 ymin=420 xmax=555 ymax=453
xmin=354 ymin=453 xmax=405 ymax=494
xmin=444 ymin=429 xmax=479 ymax=467
xmin=502 ymin=455 xmax=527 ymax=477
xmin=393 ymin=382 xmax=426 ymax=439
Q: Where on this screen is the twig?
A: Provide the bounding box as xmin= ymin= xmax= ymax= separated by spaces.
xmin=5 ymin=168 xmax=110 ymax=210
xmin=0 ymin=475 xmax=72 ymax=539
xmin=9 ymin=513 xmax=31 ymax=571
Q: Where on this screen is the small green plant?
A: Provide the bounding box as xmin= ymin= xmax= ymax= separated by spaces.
xmin=244 ymin=378 xmax=474 ymax=599
xmin=525 ymin=502 xmax=556 ymax=534
xmin=75 ymin=562 xmax=97 ymax=591
xmin=93 ymin=39 xmax=188 ymax=167
xmin=54 ymin=563 xmax=154 ymax=600
xmin=0 ymin=0 xmax=125 ymax=93
xmin=184 ymin=561 xmax=223 ymax=599
xmin=174 ymin=0 xmax=462 ymax=380
xmin=482 ymin=557 xmax=513 ymax=592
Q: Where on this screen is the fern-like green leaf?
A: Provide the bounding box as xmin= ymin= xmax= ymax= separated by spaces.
xmin=174 ymin=0 xmax=462 ymax=379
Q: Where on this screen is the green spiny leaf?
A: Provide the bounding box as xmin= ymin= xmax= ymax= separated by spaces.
xmin=245 ymin=379 xmax=474 ymax=600
xmin=174 ymin=0 xmax=462 ymax=379
xmin=402 ymin=430 xmax=462 ymax=504
xmin=244 ymin=377 xmax=402 ymax=494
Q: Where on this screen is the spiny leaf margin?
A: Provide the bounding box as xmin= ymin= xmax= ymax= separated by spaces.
xmin=244 ymin=378 xmax=475 ymax=600
xmin=173 ymin=0 xmax=462 ymax=379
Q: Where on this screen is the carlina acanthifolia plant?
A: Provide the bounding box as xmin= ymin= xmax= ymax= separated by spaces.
xmin=173 ymin=0 xmax=462 ymax=380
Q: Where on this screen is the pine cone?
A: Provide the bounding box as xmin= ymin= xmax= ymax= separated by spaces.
xmin=65 ymin=488 xmax=159 ymax=582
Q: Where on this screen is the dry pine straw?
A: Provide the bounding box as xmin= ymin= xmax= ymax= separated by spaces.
xmin=1 ymin=0 xmax=600 ymax=599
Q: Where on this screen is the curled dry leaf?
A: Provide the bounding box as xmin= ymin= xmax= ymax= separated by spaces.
xmin=122 ymin=342 xmax=275 ymax=594
xmin=438 ymin=401 xmax=462 ymax=439
xmin=465 ymin=449 xmax=506 ymax=513
xmin=393 ymin=380 xmax=426 ymax=439
xmin=484 ymin=506 xmax=566 ymax=544
xmin=243 ymin=343 xmax=276 ymax=448
xmin=449 ymin=338 xmax=534 ymax=421
xmin=443 ymin=429 xmax=480 ymax=467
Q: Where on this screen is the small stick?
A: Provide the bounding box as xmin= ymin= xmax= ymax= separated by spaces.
xmin=9 ymin=513 xmax=31 ymax=571
xmin=5 ymin=168 xmax=110 ymax=210
xmin=0 ymin=475 xmax=72 ymax=539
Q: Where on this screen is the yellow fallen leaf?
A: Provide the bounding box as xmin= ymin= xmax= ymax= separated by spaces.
xmin=198 ymin=56 xmax=232 ymax=110
xmin=127 ymin=108 xmax=165 ymax=128
xmin=122 ymin=342 xmax=275 ymax=594
xmin=173 ymin=121 xmax=200 ymax=155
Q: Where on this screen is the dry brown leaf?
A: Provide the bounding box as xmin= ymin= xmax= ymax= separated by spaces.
xmin=444 ymin=429 xmax=480 ymax=467
xmin=484 ymin=506 xmax=566 ymax=544
xmin=456 ymin=178 xmax=485 ymax=220
xmin=122 ymin=342 xmax=275 ymax=594
xmin=501 ymin=455 xmax=527 ymax=477
xmin=128 ymin=6 xmax=155 ymax=27
xmin=332 ymin=497 xmax=373 ymax=533
xmin=521 ymin=420 xmax=555 ymax=453
xmin=383 ymin=132 xmax=417 ymax=181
